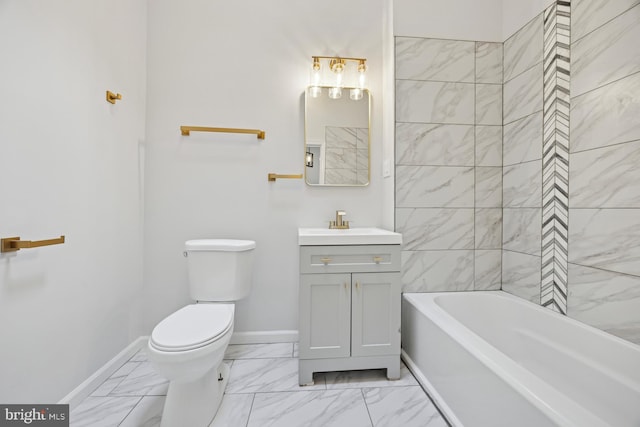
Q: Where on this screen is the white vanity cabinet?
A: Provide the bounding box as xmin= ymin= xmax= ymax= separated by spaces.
xmin=298 ymin=243 xmax=402 ymax=385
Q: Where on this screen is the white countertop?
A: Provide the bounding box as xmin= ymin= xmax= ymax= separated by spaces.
xmin=298 ymin=227 xmax=403 ymax=246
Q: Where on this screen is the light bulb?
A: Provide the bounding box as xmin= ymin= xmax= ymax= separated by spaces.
xmin=309 ymin=86 xmax=322 ymax=98
xmin=350 ymin=88 xmax=363 ymax=101
xmin=328 ymin=87 xmax=342 ymax=99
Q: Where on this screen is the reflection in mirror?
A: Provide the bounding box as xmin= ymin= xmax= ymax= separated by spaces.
xmin=304 ymin=86 xmax=370 ymax=186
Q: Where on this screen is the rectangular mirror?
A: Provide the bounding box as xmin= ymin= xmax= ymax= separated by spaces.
xmin=304 ymin=86 xmax=370 ymax=186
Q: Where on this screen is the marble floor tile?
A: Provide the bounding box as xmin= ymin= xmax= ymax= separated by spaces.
xmin=109 ymin=362 xmax=168 ymax=396
xmin=226 ymin=357 xmax=326 ymax=394
xmin=325 ymin=362 xmax=418 ymax=389
xmin=363 ymin=386 xmax=447 ymax=427
xmin=70 ymin=396 xmax=141 ymax=427
xmin=247 ymin=389 xmax=372 ymax=427
xmin=210 ymin=393 xmax=254 ymax=427
xmin=90 ymin=361 xmax=140 ymax=396
xmin=224 ymin=343 xmax=293 ymax=359
xmin=119 ymin=396 xmax=164 ymax=427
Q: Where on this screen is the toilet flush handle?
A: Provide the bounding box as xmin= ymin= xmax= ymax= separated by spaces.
xmin=183 ymin=251 xmax=188 ymax=257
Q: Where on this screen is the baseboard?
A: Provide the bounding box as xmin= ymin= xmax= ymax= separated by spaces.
xmin=59 ymin=336 xmax=148 ymax=410
xmin=230 ymin=330 xmax=298 ymax=344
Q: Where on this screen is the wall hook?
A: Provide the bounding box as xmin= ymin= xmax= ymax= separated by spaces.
xmin=106 ymin=90 xmax=122 ymax=104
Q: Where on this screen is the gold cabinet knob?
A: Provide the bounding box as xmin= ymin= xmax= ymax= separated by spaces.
xmin=320 ymin=257 xmax=332 ymax=264
xmin=373 ymin=256 xmax=383 ymax=263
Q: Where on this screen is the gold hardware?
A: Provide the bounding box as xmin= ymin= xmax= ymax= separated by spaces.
xmin=106 ymin=91 xmax=122 ymax=104
xmin=268 ymin=173 xmax=303 ymax=182
xmin=1 ymin=236 xmax=65 ymax=253
xmin=344 ymin=282 xmax=347 ymax=290
xmin=180 ymin=126 xmax=265 ymax=139
xmin=320 ymin=257 xmax=332 ymax=264
xmin=373 ymin=256 xmax=383 ymax=263
xmin=329 ymin=210 xmax=349 ymax=229
xmin=355 ymin=281 xmax=360 ymax=290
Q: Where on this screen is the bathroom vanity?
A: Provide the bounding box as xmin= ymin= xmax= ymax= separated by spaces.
xmin=297 ymin=227 xmax=402 ymax=385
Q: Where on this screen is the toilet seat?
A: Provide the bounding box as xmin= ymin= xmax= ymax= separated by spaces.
xmin=150 ymin=303 xmax=234 ymax=352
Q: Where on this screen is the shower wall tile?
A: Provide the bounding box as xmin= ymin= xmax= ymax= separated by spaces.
xmin=572 ymin=0 xmax=640 ymax=42
xmin=502 ymin=250 xmax=541 ymax=303
xmin=503 ymin=112 xmax=543 ymax=166
xmin=475 ymin=84 xmax=503 ymax=125
xmin=325 ymin=169 xmax=356 ymax=185
xmin=396 ymin=80 xmax=475 ymax=124
xmin=568 ymin=263 xmax=640 ymax=345
xmin=475 ymin=42 xmax=503 ymax=84
xmin=396 ymin=208 xmax=474 ymax=250
xmin=504 ymin=64 xmax=543 ymax=124
xmin=401 ymin=250 xmax=474 ymax=292
xmin=396 ymin=166 xmax=474 ymax=208
xmin=475 ymin=167 xmax=502 ymax=208
xmin=395 ymin=37 xmax=475 ymax=82
xmin=569 ymin=209 xmax=640 ymax=276
xmin=503 ymin=208 xmax=542 ymax=256
xmin=570 ymin=140 xmax=640 ymax=208
xmin=326 ymin=127 xmax=356 ymax=149
xmin=504 ymin=14 xmax=543 ymax=82
xmin=325 ymin=148 xmax=356 ymax=169
xmin=475 ymin=126 xmax=502 ymax=166
xmin=396 ymin=123 xmax=474 ymax=166
xmin=570 ymin=71 xmax=640 ymax=153
xmin=475 ymin=208 xmax=502 ymax=249
xmin=356 ymin=128 xmax=368 ymax=149
xmin=503 ymin=160 xmax=542 ymax=207
xmin=572 ymin=4 xmax=640 ymax=97
xmin=475 ymin=250 xmax=502 ymax=290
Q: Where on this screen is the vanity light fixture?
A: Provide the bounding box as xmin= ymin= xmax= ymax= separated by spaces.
xmin=305 ymin=151 xmax=314 ymax=167
xmin=309 ymin=56 xmax=367 ymax=100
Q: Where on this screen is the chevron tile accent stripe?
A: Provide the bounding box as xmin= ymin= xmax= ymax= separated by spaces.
xmin=541 ymin=0 xmax=570 ymax=314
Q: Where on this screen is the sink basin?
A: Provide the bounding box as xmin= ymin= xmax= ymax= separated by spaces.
xmin=298 ymin=227 xmax=403 ymax=246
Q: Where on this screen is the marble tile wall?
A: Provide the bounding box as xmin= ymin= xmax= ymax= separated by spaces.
xmin=540 ymin=1 xmax=571 ymax=314
xmin=568 ymin=0 xmax=640 ymax=344
xmin=395 ymin=37 xmax=503 ymax=292
xmin=324 ymin=126 xmax=368 ymax=185
xmin=502 ymin=13 xmax=544 ymax=303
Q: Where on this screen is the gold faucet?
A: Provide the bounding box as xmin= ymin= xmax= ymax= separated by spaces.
xmin=329 ymin=210 xmax=350 ymax=229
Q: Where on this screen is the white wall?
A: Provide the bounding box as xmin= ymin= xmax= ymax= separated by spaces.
xmin=394 ymin=0 xmax=503 ymax=41
xmin=144 ymin=0 xmax=387 ymax=335
xmin=0 ymin=0 xmax=146 ymax=402
xmin=503 ymin=0 xmax=556 ymax=40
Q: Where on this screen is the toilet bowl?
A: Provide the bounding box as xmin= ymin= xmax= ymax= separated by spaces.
xmin=147 ymin=239 xmax=255 ymax=427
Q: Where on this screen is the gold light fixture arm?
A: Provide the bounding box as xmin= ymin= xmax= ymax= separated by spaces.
xmin=1 ymin=236 xmax=65 ymax=253
xmin=180 ymin=126 xmax=265 ymax=139
xmin=106 ymin=91 xmax=122 ymax=104
xmin=268 ymin=173 xmax=303 ymax=182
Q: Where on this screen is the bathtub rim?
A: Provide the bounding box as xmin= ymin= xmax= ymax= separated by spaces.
xmin=402 ymin=290 xmax=615 ymax=427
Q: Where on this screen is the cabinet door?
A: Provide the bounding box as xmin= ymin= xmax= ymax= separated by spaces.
xmin=299 ymin=273 xmax=351 ymax=359
xmin=351 ymin=272 xmax=401 ymax=357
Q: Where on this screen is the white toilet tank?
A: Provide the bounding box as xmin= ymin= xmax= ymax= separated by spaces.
xmin=185 ymin=239 xmax=256 ymax=302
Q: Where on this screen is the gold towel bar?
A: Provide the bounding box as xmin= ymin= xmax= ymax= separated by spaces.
xmin=180 ymin=126 xmax=265 ymax=139
xmin=268 ymin=173 xmax=303 ymax=182
xmin=1 ymin=236 xmax=65 ymax=253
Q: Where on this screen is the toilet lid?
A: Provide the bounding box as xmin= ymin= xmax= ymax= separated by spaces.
xmin=150 ymin=304 xmax=233 ymax=352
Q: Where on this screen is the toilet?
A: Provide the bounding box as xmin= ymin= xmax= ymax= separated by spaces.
xmin=147 ymin=239 xmax=255 ymax=427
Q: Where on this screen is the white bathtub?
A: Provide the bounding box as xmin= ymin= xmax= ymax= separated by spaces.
xmin=401 ymin=291 xmax=640 ymax=427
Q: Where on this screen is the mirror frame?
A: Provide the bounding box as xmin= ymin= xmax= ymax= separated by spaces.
xmin=304 ymin=86 xmax=371 ymax=187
